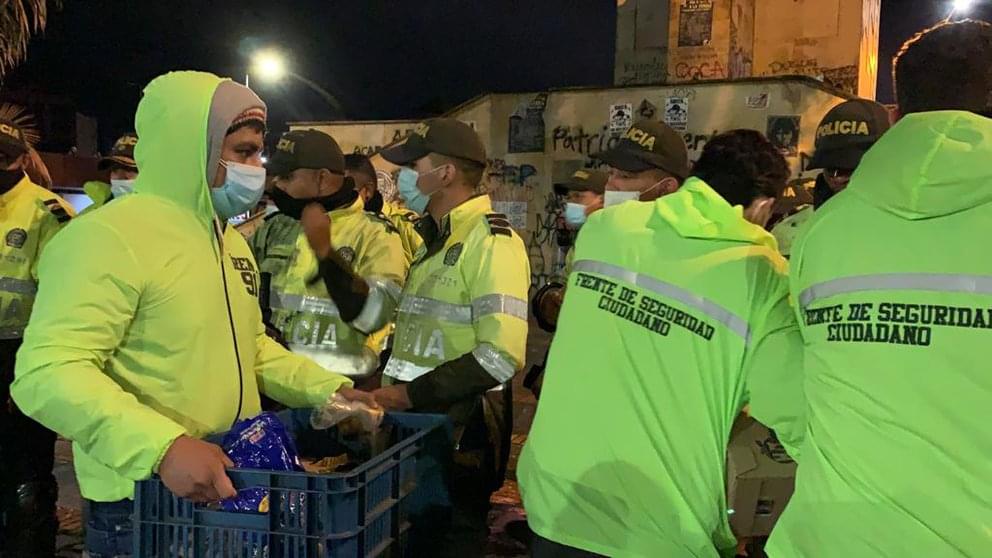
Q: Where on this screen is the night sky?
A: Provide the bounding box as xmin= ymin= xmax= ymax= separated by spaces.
xmin=5 ymin=0 xmax=990 ymax=150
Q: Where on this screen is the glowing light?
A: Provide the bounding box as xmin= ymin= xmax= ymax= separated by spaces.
xmin=252 ymin=51 xmax=286 ymax=82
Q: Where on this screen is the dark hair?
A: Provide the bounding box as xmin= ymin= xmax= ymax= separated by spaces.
xmin=226 ymin=120 xmax=266 ymax=136
xmin=344 ymin=153 xmax=376 ymax=181
xmin=430 ymin=153 xmax=485 ymax=188
xmin=894 ymin=19 xmax=992 ymax=115
xmin=691 ymin=129 xmax=790 ymax=207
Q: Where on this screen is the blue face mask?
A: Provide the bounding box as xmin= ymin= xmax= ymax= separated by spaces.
xmin=564 ymin=202 xmax=588 ymax=228
xmin=397 ymin=166 xmax=443 ymax=215
xmin=211 ymin=160 xmax=266 ymax=220
xmin=110 ymin=178 xmax=135 ymax=198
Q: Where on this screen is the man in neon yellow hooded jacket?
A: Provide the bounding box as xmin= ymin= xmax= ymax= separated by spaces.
xmin=10 ymin=71 xmax=357 ymax=504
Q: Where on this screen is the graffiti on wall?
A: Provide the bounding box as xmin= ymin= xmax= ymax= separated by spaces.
xmin=486 ymin=158 xmax=539 ymax=190
xmin=728 ymin=0 xmax=755 ymax=79
xmin=351 ymin=127 xmax=414 ymax=156
xmin=766 ymin=57 xmax=859 ymax=94
xmin=526 ymin=189 xmax=568 ymax=290
xmin=616 ymin=52 xmax=667 ymax=86
xmin=673 ymin=59 xmax=726 ymax=81
xmin=508 ymin=93 xmax=548 ymax=153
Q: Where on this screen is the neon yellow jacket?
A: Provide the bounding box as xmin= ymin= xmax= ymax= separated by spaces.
xmin=80 ymin=180 xmax=113 ymax=216
xmin=381 ymin=200 xmax=423 ymax=264
xmin=267 ymin=197 xmax=407 ymax=377
xmin=11 ymin=71 xmax=351 ymax=502
xmin=383 ymin=195 xmax=529 ymax=421
xmin=0 ymin=175 xmax=74 ymax=339
xmin=768 ymin=111 xmax=992 ymax=558
xmin=519 ymin=178 xmax=805 ymax=557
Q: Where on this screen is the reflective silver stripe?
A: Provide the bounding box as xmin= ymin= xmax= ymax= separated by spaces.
xmin=399 ymin=295 xmax=472 ymax=323
xmin=270 ymin=290 xmax=340 ymax=318
xmin=0 ymin=326 xmax=24 ymax=339
xmin=0 ymin=277 xmax=36 ymax=295
xmin=472 ymin=343 xmax=518 ymax=383
xmin=383 ymin=357 xmax=434 ymax=382
xmin=398 ymin=294 xmax=527 ymax=324
xmin=471 ymin=294 xmax=528 ymax=321
xmin=572 ymin=259 xmax=751 ymax=342
xmin=351 ymin=277 xmax=402 ymax=334
xmin=799 ymin=273 xmax=992 ymax=308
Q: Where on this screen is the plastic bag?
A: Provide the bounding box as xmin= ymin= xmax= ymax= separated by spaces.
xmin=310 ymin=392 xmax=384 ymax=432
xmin=221 ymin=412 xmax=303 ymax=513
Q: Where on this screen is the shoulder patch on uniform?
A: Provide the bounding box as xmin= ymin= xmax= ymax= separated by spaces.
xmin=42 ymin=199 xmax=71 ymax=224
xmin=485 ymin=213 xmax=513 ymax=236
xmin=337 ymin=246 xmax=356 ymax=264
xmin=5 ymin=228 xmax=27 ymax=249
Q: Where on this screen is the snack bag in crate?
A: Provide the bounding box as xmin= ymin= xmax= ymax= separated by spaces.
xmin=221 ymin=412 xmax=303 ymax=513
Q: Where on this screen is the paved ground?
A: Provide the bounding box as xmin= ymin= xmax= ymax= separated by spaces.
xmin=51 ymin=323 xmax=553 ymax=557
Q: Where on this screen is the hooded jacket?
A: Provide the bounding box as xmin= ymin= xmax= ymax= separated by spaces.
xmin=768 ymin=111 xmax=992 ymax=557
xmin=11 ymin=72 xmax=351 ymax=502
xmin=519 ymin=178 xmax=804 ymax=557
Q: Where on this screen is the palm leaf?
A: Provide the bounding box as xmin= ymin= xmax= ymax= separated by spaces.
xmin=0 ymin=0 xmax=63 ymax=79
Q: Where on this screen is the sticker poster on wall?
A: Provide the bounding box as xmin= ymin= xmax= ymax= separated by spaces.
xmin=664 ymin=96 xmax=690 ymax=131
xmin=678 ymin=0 xmax=714 ymax=47
xmin=767 ymin=115 xmax=800 ymax=157
xmin=492 ymin=201 xmax=528 ymax=231
xmin=609 ymin=103 xmax=633 ymax=137
xmin=508 ymin=93 xmax=548 ymax=153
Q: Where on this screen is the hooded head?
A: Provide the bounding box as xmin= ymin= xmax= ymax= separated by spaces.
xmin=133 ymin=71 xmax=267 ymax=225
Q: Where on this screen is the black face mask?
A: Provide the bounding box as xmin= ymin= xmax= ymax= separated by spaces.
xmin=812 ymin=173 xmax=836 ymax=209
xmin=270 ymin=176 xmax=359 ymax=220
xmin=0 ymin=168 xmax=24 ymax=194
xmin=364 ymin=190 xmax=384 ymax=214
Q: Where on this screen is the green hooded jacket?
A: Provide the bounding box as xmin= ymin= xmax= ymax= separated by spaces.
xmin=768 ymin=111 xmax=992 ymax=557
xmin=519 ymin=178 xmax=805 ymax=557
xmin=12 ymin=71 xmax=352 ymax=502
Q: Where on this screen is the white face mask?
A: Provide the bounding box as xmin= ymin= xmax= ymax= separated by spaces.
xmin=603 ymin=180 xmax=662 ymax=208
xmin=110 ymin=178 xmax=135 ymax=198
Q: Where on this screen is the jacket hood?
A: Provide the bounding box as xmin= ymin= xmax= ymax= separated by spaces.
xmin=132 ymin=71 xmax=265 ymax=227
xmin=653 ymin=177 xmax=777 ymax=250
xmin=848 ymin=110 xmax=992 ymax=220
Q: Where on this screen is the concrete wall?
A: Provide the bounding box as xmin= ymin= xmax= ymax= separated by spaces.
xmin=615 ymin=0 xmax=880 ymax=98
xmin=291 ymin=78 xmax=846 ymax=290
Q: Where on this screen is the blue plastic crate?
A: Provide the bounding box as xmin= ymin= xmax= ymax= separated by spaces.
xmin=134 ymin=410 xmax=449 ymax=558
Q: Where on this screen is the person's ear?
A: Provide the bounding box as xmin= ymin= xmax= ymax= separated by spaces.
xmin=439 ymin=163 xmax=456 ymax=187
xmin=660 ymin=176 xmax=680 ymax=195
xmin=744 ymin=196 xmax=775 ymax=229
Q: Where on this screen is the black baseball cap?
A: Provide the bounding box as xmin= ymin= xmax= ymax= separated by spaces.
xmin=593 ymin=119 xmax=689 ymax=178
xmin=99 ymin=133 xmax=138 ymax=171
xmin=0 ymin=118 xmax=29 ymax=160
xmin=380 ymin=118 xmax=486 ymax=166
xmin=554 ymin=169 xmax=608 ymax=195
xmin=266 ymin=129 xmax=345 ymax=177
xmin=808 ymin=99 xmax=891 ymax=170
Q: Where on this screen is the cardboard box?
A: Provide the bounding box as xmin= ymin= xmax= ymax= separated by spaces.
xmin=726 ymin=416 xmax=797 ymax=537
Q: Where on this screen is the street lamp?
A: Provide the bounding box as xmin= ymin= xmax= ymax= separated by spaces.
xmin=947 ymin=0 xmax=976 ymax=20
xmin=246 ymin=50 xmax=345 ymax=116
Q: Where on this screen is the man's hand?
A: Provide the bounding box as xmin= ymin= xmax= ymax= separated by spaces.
xmin=372 ymin=385 xmax=413 ymax=411
xmin=301 ymin=204 xmax=332 ymax=259
xmin=158 ymin=435 xmax=237 ymax=503
xmin=336 ymin=386 xmax=381 ymax=410
xmin=537 ymin=286 xmax=564 ymax=327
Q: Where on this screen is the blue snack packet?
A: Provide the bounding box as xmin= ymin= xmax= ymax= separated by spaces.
xmin=220 ymin=412 xmax=304 ymax=513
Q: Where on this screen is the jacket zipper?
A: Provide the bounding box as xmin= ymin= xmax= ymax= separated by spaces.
xmin=215 ymin=220 xmax=245 ymax=428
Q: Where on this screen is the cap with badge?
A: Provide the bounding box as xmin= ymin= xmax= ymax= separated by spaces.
xmin=380 ymin=118 xmax=486 ymax=166
xmin=99 ymin=133 xmax=139 ymax=171
xmin=554 ymin=169 xmax=608 ymax=196
xmin=808 ymin=99 xmax=891 ymax=171
xmin=593 ymin=119 xmax=689 ymax=179
xmin=265 ymin=129 xmax=345 ymax=177
xmin=0 ymin=104 xmax=39 ymax=160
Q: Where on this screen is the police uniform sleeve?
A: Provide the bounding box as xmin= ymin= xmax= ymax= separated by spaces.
xmin=406 ymin=225 xmax=530 ymax=411
xmin=315 ymin=219 xmax=406 ymax=333
xmin=741 ymin=270 xmax=806 ymax=458
xmin=31 ymin=196 xmax=74 ymax=281
xmin=254 ymin=314 xmax=355 ymax=407
xmin=11 ymin=219 xmax=187 ymax=482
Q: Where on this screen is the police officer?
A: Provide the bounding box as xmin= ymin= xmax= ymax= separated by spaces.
xmin=0 ymin=106 xmax=74 ymax=557
xmin=82 ymin=133 xmax=140 ymax=215
xmin=344 ymin=152 xmax=422 ymax=264
xmin=771 ymin=99 xmax=890 ymax=256
xmin=519 ymin=129 xmax=802 ymax=557
xmin=260 ymin=129 xmax=407 ymax=378
xmin=768 ymin=20 xmax=992 ymax=557
xmin=596 ymin=118 xmax=688 ymax=207
xmin=368 ymin=118 xmax=530 ymax=557
xmin=526 ymin=169 xmax=607 ymax=397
